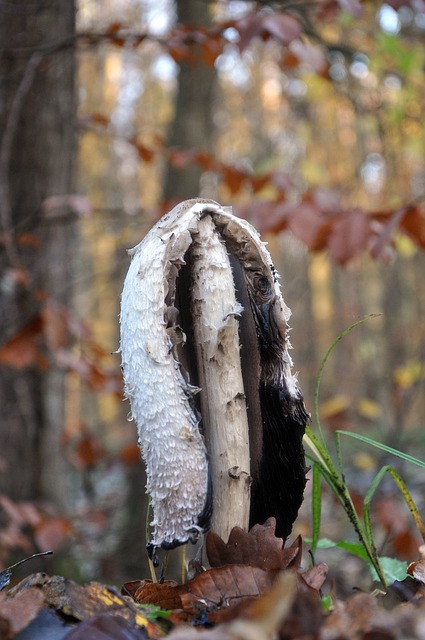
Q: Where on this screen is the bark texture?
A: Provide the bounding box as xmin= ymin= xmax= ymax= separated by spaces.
xmin=0 ymin=1 xmax=76 ymax=501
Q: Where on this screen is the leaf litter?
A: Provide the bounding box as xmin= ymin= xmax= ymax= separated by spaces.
xmin=3 ymin=520 xmax=425 ymax=638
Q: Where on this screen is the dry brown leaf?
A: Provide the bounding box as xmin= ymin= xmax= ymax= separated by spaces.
xmin=65 ymin=612 xmax=149 ymax=639
xmin=127 ymin=565 xmax=279 ymax=624
xmin=206 ymin=518 xmax=301 ymax=571
xmin=0 ymin=587 xmax=44 ymax=636
xmin=407 ymin=559 xmax=425 ymax=584
xmin=298 ymin=562 xmax=328 ymax=592
xmin=321 ymin=592 xmax=397 ymax=640
xmin=129 ymin=580 xmax=183 ymax=610
xmin=225 ymin=571 xmax=298 ymax=640
xmin=181 ymin=564 xmax=277 ymax=616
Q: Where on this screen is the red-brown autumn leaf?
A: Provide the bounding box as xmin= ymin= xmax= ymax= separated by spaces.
xmin=180 ymin=564 xmax=279 ymax=622
xmin=0 ymin=315 xmax=46 ymax=369
xmin=41 ymin=299 xmax=70 ymax=352
xmin=118 ymin=443 xmax=141 ymax=466
xmin=105 ymin=22 xmax=124 ymax=35
xmin=128 ymin=566 xmax=280 ymax=623
xmin=327 ymin=208 xmax=371 ymax=265
xmin=126 ymin=522 xmax=321 ymax=625
xmin=206 ymin=517 xmax=301 ymax=571
xmin=288 ymin=202 xmax=330 ymax=251
xmin=222 ymin=166 xmax=247 ymax=195
xmin=298 ymin=562 xmax=328 ymax=593
xmin=33 ymin=518 xmax=71 ymax=552
xmin=0 ymin=588 xmax=45 ymax=637
xmin=130 ymin=138 xmax=155 ymax=163
xmin=235 ymin=12 xmax=301 ymax=51
xmin=401 ymin=205 xmax=425 ymax=248
xmin=124 ymin=580 xmax=182 ymax=610
xmin=322 ymin=592 xmax=398 ymax=639
xmin=201 ymin=34 xmax=223 ymax=66
xmin=407 ymin=558 xmax=425 ymax=584
xmin=88 ymin=112 xmax=110 ymax=127
xmin=261 ymin=13 xmax=301 ymax=44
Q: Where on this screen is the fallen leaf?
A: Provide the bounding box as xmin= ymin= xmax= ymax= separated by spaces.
xmin=206 ymin=518 xmax=302 ymax=571
xmin=407 ymin=559 xmax=425 ymax=584
xmin=298 ymin=562 xmax=328 ymax=592
xmin=0 ymin=587 xmax=44 ymax=636
xmin=279 ymin=590 xmax=324 ymax=640
xmin=227 ymin=571 xmax=297 ymax=639
xmin=127 ymin=580 xmax=182 ymax=611
xmin=66 ymin=612 xmax=149 ymax=639
xmin=322 ymin=592 xmax=398 ymax=639
xmin=129 ymin=565 xmax=279 ymax=624
xmin=180 ymin=564 xmax=277 ymax=613
xmin=41 ymin=576 xmax=152 ymax=632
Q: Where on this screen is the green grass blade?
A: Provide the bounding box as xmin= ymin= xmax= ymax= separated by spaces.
xmin=337 ymin=431 xmax=425 ymax=469
xmin=304 ymin=426 xmax=339 ymax=478
xmin=311 ymin=463 xmax=322 ymax=554
xmin=313 ymin=315 xmax=380 ymax=445
xmin=364 ymin=465 xmax=425 ymax=544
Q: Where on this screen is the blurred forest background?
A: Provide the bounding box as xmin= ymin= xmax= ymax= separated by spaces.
xmin=0 ymin=0 xmax=425 ymax=589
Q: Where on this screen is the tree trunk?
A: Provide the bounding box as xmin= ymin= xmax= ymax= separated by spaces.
xmin=0 ymin=1 xmax=76 ymax=503
xmin=162 ymin=0 xmax=216 ymax=202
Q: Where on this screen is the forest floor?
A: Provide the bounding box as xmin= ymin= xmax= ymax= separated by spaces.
xmin=1 ymin=518 xmax=425 ymax=640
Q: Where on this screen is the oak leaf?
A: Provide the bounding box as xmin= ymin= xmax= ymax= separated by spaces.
xmin=206 ymin=517 xmax=301 ymax=571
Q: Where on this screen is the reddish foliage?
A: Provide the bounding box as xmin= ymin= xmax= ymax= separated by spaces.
xmin=327 ymin=208 xmax=371 ymax=265
xmin=0 ymin=588 xmax=45 ymax=637
xmin=0 ymin=315 xmax=47 ymax=370
xmin=206 ymin=518 xmax=301 ymax=570
xmin=78 ymin=117 xmax=425 ymax=263
xmin=0 ymin=494 xmax=71 ymax=562
xmin=287 ymin=202 xmax=331 ymax=251
xmin=401 ymin=205 xmax=425 ymax=248
xmin=234 ymin=12 xmax=301 ymax=52
xmin=118 ymin=443 xmax=141 ymax=466
xmin=123 ymin=521 xmax=327 ymax=626
xmin=74 ymin=435 xmax=106 ymax=470
xmin=0 ymin=297 xmax=122 ymax=395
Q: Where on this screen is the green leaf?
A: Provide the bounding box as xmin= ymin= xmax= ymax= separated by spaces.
xmin=369 ymin=557 xmax=408 ymax=584
xmin=137 ymin=603 xmax=172 ymax=620
xmin=321 ymin=594 xmax=333 ymax=613
xmin=304 ymin=537 xmax=370 ymax=561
